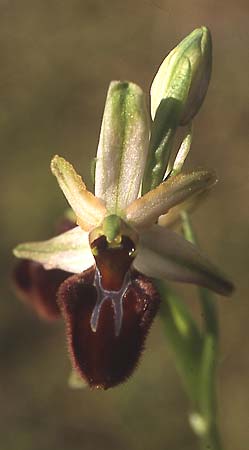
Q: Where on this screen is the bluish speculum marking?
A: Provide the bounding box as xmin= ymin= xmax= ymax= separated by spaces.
xmin=89 ymin=234 xmax=136 ymax=336
xmin=90 ymin=267 xmax=130 ymax=336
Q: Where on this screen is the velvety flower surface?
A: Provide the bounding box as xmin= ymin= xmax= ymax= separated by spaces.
xmin=13 ymin=27 xmax=233 ymax=389
xmin=58 ymin=267 xmax=160 ymax=389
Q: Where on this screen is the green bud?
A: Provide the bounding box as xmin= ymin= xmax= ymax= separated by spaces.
xmin=151 ymin=26 xmax=212 ymax=126
xmin=142 ymin=57 xmax=191 ymax=193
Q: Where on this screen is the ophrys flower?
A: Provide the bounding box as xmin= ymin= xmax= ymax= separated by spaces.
xmin=13 ymin=28 xmax=233 ymax=389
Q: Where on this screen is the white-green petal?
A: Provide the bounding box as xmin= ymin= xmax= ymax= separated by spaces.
xmin=95 ymin=81 xmax=150 ymax=214
xmin=125 ymin=170 xmax=216 ymax=230
xmin=51 ymin=155 xmax=107 ymax=231
xmin=133 ymin=225 xmax=233 ymax=296
xmin=13 ymin=226 xmax=94 ymax=274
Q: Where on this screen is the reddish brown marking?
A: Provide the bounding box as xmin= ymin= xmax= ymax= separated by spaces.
xmin=91 ymin=236 xmax=135 ymax=291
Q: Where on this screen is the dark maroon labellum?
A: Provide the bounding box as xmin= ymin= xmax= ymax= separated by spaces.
xmin=13 ymin=259 xmax=72 ymax=321
xmin=58 ymin=235 xmax=160 ymax=389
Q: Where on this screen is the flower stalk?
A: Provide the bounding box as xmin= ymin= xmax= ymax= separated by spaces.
xmin=158 ymin=210 xmax=223 ymax=450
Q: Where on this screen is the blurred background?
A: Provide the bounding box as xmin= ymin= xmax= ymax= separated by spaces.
xmin=1 ymin=1 xmax=249 ymax=449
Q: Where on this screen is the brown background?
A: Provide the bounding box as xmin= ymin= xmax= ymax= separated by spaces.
xmin=1 ymin=1 xmax=249 ymax=449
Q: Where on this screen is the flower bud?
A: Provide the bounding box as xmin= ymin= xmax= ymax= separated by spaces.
xmin=151 ymin=26 xmax=212 ymax=125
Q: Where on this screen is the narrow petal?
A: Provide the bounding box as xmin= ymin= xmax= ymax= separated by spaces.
xmin=133 ymin=225 xmax=234 ymax=296
xmin=170 ymin=125 xmax=193 ymax=176
xmin=95 ymin=81 xmax=150 ymax=213
xmin=51 ymin=155 xmax=106 ymax=231
xmin=125 ymin=171 xmax=216 ymax=230
xmin=13 ymin=226 xmax=95 ymax=273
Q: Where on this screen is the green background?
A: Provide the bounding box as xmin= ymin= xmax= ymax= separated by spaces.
xmin=1 ymin=1 xmax=248 ymax=449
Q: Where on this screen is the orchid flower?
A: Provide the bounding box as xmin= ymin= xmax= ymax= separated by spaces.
xmin=13 ymin=27 xmax=233 ymax=390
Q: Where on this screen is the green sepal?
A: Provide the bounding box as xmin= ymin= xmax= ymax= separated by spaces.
xmin=13 ymin=226 xmax=94 ymax=273
xmin=134 ymin=224 xmax=234 ymax=296
xmin=95 ymin=81 xmax=150 ymax=213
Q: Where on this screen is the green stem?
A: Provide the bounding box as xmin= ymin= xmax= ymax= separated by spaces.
xmin=181 ymin=211 xmax=223 ymax=450
xmin=200 ymin=423 xmax=223 ymax=450
xmin=181 ymin=211 xmax=218 ymax=337
xmin=157 ymin=281 xmax=202 ymax=405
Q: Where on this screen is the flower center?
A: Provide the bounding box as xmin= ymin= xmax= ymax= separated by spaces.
xmin=90 ymin=234 xmax=136 ymax=336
